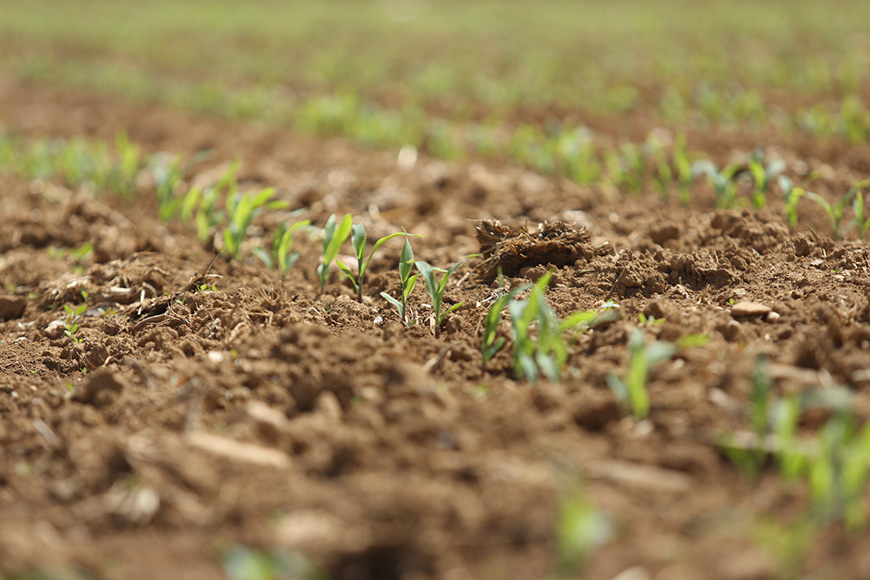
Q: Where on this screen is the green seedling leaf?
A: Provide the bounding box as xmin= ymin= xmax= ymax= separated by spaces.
xmin=806 ymin=190 xmax=856 ymax=239
xmin=180 ymin=186 xmax=202 ymax=224
xmin=557 ymin=492 xmax=613 ymax=576
xmin=251 ymin=246 xmax=273 ymax=269
xmin=380 ymin=238 xmax=421 ymax=325
xmin=316 ymin=213 xmax=352 ymax=292
xmin=674 ymin=134 xmax=693 ymax=206
xmin=222 ymin=187 xmax=279 ymax=260
xmin=559 ymin=310 xmax=597 ymax=332
xmin=778 ymin=175 xmax=806 ymax=230
xmin=337 ymin=223 xmax=420 ymax=302
xmin=607 ymin=329 xmax=675 ymax=419
xmin=848 ymin=180 xmax=870 ymax=237
xmin=773 ymin=396 xmax=804 ymax=481
xmin=380 ymin=292 xmax=404 ymax=313
xmin=750 ymin=356 xmax=773 ymax=434
xmin=677 ymin=333 xmax=710 ymax=348
xmin=481 ymin=283 xmax=531 ymax=370
xmin=275 ymin=220 xmax=310 ymax=276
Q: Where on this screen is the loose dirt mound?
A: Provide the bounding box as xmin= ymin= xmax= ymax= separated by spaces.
xmin=475 ymin=220 xmax=604 ymax=281
xmin=1 ymin=84 xmax=870 ymax=580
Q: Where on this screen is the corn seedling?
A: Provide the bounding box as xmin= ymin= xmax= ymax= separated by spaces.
xmin=692 ymin=160 xmax=741 ymax=209
xmin=645 ymin=134 xmax=672 ymax=199
xmin=195 ymin=188 xmax=223 ymax=243
xmin=192 ymin=161 xmax=240 ymax=243
xmin=380 ymin=238 xmax=419 ymax=325
xmin=415 ymin=255 xmax=476 ymax=338
xmin=63 ymin=303 xmax=87 ymax=343
xmin=839 ymin=94 xmax=870 ymax=144
xmin=674 ymin=134 xmax=693 ymax=205
xmin=222 ymin=544 xmax=324 ymax=580
xmin=253 ymin=218 xmax=312 ymax=276
xmin=316 ymin=213 xmax=353 ymax=293
xmin=720 ymin=356 xmax=775 ymax=478
xmin=337 ymin=224 xmax=420 ymax=303
xmin=481 ymin=277 xmax=532 ymax=371
xmin=507 ymin=272 xmax=599 ymax=383
xmin=55 ymin=137 xmax=99 ymax=189
xmin=848 ymin=180 xmax=870 ymax=237
xmin=556 ymin=489 xmax=613 ymax=577
xmin=606 ymin=328 xmax=675 ymax=419
xmin=777 ymin=175 xmax=807 ymax=230
xmin=222 ymin=187 xmax=289 ymax=261
xmin=152 ymin=151 xmax=221 ymax=222
xmin=805 ymin=190 xmax=856 ymax=240
xmin=149 ymin=154 xmax=185 ymax=221
xmin=746 ymin=151 xmax=786 ymax=209
xmin=69 ymin=242 xmax=94 ymax=267
xmin=556 ymin=127 xmax=600 ymax=185
xmin=106 ymin=132 xmax=143 ymax=198
xmin=604 ymin=142 xmax=645 ymax=194
xmin=721 ymin=357 xmax=870 ymax=529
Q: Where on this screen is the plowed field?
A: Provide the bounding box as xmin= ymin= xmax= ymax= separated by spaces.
xmin=2 ymin=2 xmax=870 ymax=579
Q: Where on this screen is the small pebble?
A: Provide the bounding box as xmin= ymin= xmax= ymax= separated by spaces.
xmin=45 ymin=320 xmax=66 ymax=339
xmin=730 ymin=301 xmax=771 ymax=317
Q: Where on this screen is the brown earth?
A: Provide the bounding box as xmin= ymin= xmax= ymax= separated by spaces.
xmin=1 ymin=80 xmax=870 ymax=580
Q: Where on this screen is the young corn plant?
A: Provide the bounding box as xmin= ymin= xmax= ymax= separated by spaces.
xmin=673 ymin=134 xmax=694 ymax=206
xmin=337 ymin=224 xmax=420 ymax=302
xmin=149 ymin=154 xmax=185 ymax=221
xmin=481 ymin=277 xmax=532 ymax=372
xmin=55 ymin=137 xmax=98 ymax=190
xmin=606 ymin=328 xmax=676 ymax=419
xmin=508 ymin=275 xmax=564 ymax=383
xmin=380 ymin=238 xmax=419 ymax=326
xmin=194 ymin=162 xmax=240 ymax=243
xmin=222 ymin=188 xmax=290 ymax=261
xmin=645 ymin=134 xmax=672 ymax=199
xmin=507 ymin=272 xmax=599 ymax=383
xmin=63 ymin=303 xmax=88 ymax=343
xmin=849 ymin=179 xmax=870 ymax=237
xmin=747 ymin=151 xmax=786 ymax=209
xmin=316 ymin=213 xmax=353 ymax=294
xmin=106 ymin=132 xmax=143 ymax=198
xmin=720 ymin=356 xmax=776 ymax=478
xmin=720 ymin=357 xmax=870 ymax=529
xmin=556 ymin=489 xmax=613 ymax=577
xmin=693 ymin=160 xmax=741 ymax=209
xmin=805 ymin=190 xmax=857 ymax=239
xmin=415 ymin=255 xmax=476 ymax=338
xmin=252 ymin=218 xmax=312 ymax=276
xmin=777 ymin=176 xmax=807 ymax=230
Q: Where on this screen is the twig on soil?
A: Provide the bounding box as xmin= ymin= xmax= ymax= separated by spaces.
xmin=178 ymin=253 xmax=222 ymax=295
xmin=131 ymin=313 xmax=166 ymax=333
xmin=604 ymin=268 xmax=626 ymax=302
xmin=423 ymin=344 xmax=452 ymax=374
xmin=33 ymin=419 xmax=62 ymax=450
xmin=184 ymin=380 xmax=203 ymax=433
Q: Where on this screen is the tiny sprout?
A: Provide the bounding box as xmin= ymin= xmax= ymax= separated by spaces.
xmin=63 ymin=303 xmax=87 ymax=343
xmin=806 ymin=190 xmax=856 ymax=240
xmin=337 ymin=223 xmax=420 ymax=302
xmin=380 ymin=238 xmax=420 ymax=325
xmin=223 ymin=187 xmax=290 ymax=261
xmin=481 ymin=274 xmax=531 ymax=372
xmin=606 ymin=329 xmax=675 ymax=419
xmin=253 ymin=218 xmax=311 ymax=276
xmin=316 ymin=213 xmax=353 ymax=293
xmin=415 ymin=254 xmax=478 ymax=338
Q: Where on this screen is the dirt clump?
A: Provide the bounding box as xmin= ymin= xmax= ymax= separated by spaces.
xmin=475 ymin=219 xmax=605 ymax=281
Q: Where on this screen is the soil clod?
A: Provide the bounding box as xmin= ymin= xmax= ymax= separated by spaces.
xmin=475 ymin=219 xmax=597 ymax=281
